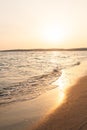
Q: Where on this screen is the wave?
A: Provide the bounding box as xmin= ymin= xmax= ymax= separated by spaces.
xmin=0 ymin=67 xmax=61 ymax=105
xmin=72 ymin=61 xmax=80 ymax=67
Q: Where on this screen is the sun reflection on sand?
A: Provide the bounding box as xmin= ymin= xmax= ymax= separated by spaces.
xmin=52 ymin=71 xmax=70 ymax=108
xmin=52 ymin=67 xmax=81 ymax=109
xmin=58 ymin=73 xmax=69 ymax=90
xmin=46 ymin=73 xmax=67 ymax=116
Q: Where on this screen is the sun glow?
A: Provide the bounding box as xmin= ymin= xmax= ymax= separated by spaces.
xmin=41 ymin=24 xmax=68 ymax=45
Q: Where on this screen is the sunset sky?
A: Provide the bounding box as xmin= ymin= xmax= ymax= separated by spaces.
xmin=0 ymin=0 xmax=87 ymax=50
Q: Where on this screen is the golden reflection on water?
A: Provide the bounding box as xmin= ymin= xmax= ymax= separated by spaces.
xmin=52 ymin=71 xmax=70 ymax=108
xmin=52 ymin=68 xmax=79 ymax=110
xmin=57 ymin=71 xmax=70 ymax=90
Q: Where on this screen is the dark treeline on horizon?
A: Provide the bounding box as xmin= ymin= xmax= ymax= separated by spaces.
xmin=0 ymin=48 xmax=87 ymax=52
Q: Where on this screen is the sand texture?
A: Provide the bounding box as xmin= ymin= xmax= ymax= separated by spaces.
xmin=32 ymin=76 xmax=87 ymax=130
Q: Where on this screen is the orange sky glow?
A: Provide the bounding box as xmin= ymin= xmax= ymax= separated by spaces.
xmin=0 ymin=0 xmax=87 ymax=50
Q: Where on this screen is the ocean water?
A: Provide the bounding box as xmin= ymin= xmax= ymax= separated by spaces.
xmin=0 ymin=51 xmax=87 ymax=105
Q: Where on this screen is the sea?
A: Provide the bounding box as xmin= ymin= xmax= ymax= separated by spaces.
xmin=0 ymin=50 xmax=87 ymax=105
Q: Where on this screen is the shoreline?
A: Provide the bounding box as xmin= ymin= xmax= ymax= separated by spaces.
xmin=0 ymin=67 xmax=87 ymax=130
xmin=32 ymin=75 xmax=87 ymax=130
xmin=0 ymin=84 xmax=63 ymax=130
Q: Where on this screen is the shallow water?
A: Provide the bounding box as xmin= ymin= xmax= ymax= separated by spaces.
xmin=0 ymin=51 xmax=87 ymax=105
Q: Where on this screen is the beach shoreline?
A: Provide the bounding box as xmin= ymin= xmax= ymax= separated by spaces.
xmin=32 ymin=75 xmax=87 ymax=130
xmin=0 ymin=68 xmax=87 ymax=130
xmin=0 ymin=84 xmax=63 ymax=130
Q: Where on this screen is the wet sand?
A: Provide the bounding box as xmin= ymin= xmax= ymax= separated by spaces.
xmin=32 ymin=76 xmax=87 ymax=130
xmin=0 ymin=85 xmax=62 ymax=130
xmin=0 ymin=75 xmax=87 ymax=130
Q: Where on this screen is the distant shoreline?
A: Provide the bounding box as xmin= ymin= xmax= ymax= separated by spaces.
xmin=0 ymin=48 xmax=87 ymax=52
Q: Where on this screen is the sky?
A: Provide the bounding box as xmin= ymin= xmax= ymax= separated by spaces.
xmin=0 ymin=0 xmax=87 ymax=50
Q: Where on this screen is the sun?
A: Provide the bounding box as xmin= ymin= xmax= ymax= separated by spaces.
xmin=41 ymin=25 xmax=66 ymax=44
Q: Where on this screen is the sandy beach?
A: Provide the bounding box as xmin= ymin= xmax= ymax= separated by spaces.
xmin=32 ymin=76 xmax=87 ymax=130
xmin=0 ymin=84 xmax=63 ymax=130
xmin=0 ymin=61 xmax=87 ymax=130
xmin=0 ymin=75 xmax=87 ymax=130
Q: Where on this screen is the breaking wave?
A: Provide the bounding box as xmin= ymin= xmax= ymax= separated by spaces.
xmin=0 ymin=67 xmax=61 ymax=105
xmin=0 ymin=50 xmax=87 ymax=106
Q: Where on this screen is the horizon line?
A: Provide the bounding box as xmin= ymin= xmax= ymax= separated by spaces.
xmin=0 ymin=47 xmax=87 ymax=52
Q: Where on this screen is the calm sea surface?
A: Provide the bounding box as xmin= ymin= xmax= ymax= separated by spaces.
xmin=0 ymin=51 xmax=87 ymax=105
